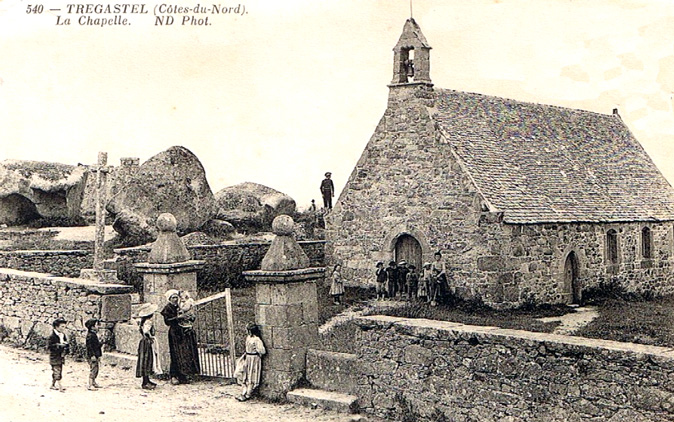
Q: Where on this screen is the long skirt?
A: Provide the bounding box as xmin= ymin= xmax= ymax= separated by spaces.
xmin=168 ymin=326 xmax=200 ymax=377
xmin=136 ymin=337 xmax=162 ymax=377
xmin=240 ymin=354 xmax=262 ymax=390
xmin=329 ymin=280 xmax=344 ymax=296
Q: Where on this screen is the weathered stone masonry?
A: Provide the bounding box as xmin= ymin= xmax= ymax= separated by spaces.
xmin=0 ymin=250 xmax=94 ymax=278
xmin=327 ymin=18 xmax=674 ymax=308
xmin=0 ymin=268 xmax=132 ymax=355
xmin=354 ymin=315 xmax=674 ymax=422
xmin=327 ymin=82 xmax=674 ymax=308
xmin=115 ymin=240 xmax=325 ymax=292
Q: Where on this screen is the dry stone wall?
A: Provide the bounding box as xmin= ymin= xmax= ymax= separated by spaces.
xmin=114 ymin=240 xmax=325 ymax=292
xmin=0 ymin=268 xmax=132 ymax=357
xmin=0 ymin=250 xmax=93 ymax=278
xmin=354 ymin=315 xmax=674 ymax=422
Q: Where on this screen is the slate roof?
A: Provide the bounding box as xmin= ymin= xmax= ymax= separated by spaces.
xmin=432 ymin=89 xmax=674 ymax=224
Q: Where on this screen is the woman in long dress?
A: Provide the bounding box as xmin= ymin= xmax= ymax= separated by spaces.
xmin=236 ymin=323 xmax=266 ymax=401
xmin=136 ymin=303 xmax=161 ymax=390
xmin=161 ymin=289 xmax=200 ymax=384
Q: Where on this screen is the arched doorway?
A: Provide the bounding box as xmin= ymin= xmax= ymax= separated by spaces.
xmin=564 ymin=251 xmax=581 ymax=304
xmin=394 ymin=234 xmax=422 ymax=272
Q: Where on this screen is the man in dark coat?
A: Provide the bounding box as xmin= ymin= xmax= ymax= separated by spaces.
xmin=320 ymin=172 xmax=335 ymax=210
xmin=161 ymin=289 xmax=200 ymax=384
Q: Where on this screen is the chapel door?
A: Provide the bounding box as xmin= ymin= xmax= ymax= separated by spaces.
xmin=564 ymin=252 xmax=581 ymax=304
xmin=394 ymin=234 xmax=422 ymax=271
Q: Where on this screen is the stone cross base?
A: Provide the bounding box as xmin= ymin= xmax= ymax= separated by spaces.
xmin=80 ymin=268 xmax=121 ymax=283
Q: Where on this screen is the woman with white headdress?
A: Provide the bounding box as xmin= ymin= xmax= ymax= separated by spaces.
xmin=161 ymin=289 xmax=200 ymax=384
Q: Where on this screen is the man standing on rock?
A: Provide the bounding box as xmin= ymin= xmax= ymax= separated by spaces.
xmin=320 ymin=172 xmax=335 ymax=210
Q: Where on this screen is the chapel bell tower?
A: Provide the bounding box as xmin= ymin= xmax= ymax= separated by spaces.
xmin=390 ymin=18 xmax=432 ymax=85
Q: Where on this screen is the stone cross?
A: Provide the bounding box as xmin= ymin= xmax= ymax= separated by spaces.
xmin=91 ymin=152 xmax=112 ymax=270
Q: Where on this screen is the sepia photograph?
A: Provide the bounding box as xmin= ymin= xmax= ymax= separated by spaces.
xmin=1 ymin=0 xmax=674 ymax=420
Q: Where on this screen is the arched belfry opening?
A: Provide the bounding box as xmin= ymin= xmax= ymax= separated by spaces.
xmin=391 ymin=18 xmax=432 ymax=85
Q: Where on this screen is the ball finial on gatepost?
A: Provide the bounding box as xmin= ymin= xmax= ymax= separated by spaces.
xmin=272 ymin=214 xmax=295 ymax=236
xmin=147 ymin=212 xmax=190 ymax=264
xmin=261 ymin=215 xmax=310 ymax=271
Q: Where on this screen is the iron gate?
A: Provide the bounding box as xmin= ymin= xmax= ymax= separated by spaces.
xmin=193 ymin=289 xmax=237 ymax=378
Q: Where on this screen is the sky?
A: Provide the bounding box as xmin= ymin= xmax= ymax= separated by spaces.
xmin=1 ymin=0 xmax=674 ymax=209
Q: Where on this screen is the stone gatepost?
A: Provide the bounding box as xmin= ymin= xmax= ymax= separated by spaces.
xmin=134 ymin=213 xmax=204 ymax=373
xmin=243 ymin=215 xmax=324 ymax=400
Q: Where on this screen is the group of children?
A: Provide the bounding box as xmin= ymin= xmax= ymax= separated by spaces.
xmin=47 ymin=317 xmax=102 ymax=392
xmin=375 ymin=251 xmax=449 ymax=306
xmin=46 ymin=288 xmax=267 ymax=400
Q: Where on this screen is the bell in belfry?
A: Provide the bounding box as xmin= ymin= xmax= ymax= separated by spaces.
xmin=405 ymin=59 xmax=415 ymax=78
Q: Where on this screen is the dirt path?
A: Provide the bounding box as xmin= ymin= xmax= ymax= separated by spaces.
xmin=537 ymin=306 xmax=599 ymax=335
xmin=0 ymin=345 xmax=366 ymax=422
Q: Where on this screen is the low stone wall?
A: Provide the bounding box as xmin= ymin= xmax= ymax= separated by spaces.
xmin=0 ymin=250 xmax=93 ymax=278
xmin=354 ymin=315 xmax=674 ymax=421
xmin=306 ymin=349 xmax=359 ymax=394
xmin=114 ymin=240 xmax=325 ymax=292
xmin=0 ymin=268 xmax=132 ymax=357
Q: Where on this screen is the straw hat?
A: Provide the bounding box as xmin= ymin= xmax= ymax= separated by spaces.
xmin=137 ymin=303 xmax=158 ymax=318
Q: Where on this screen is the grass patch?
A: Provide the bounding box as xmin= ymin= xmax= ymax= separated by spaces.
xmin=370 ymin=299 xmax=565 ymax=333
xmin=317 ymin=285 xmax=374 ymax=325
xmin=575 ymin=295 xmax=674 ymax=347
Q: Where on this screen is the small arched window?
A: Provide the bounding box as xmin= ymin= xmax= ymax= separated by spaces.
xmin=642 ymin=227 xmax=652 ymax=259
xmin=607 ymin=229 xmax=619 ymax=264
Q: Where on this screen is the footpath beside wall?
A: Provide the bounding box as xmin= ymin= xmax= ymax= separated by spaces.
xmin=114 ymin=240 xmax=325 ymax=292
xmin=0 ymin=268 xmax=132 ymax=356
xmin=0 ymin=250 xmax=93 ymax=278
xmin=354 ymin=315 xmax=674 ymax=422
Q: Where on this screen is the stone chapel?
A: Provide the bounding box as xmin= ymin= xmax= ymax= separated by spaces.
xmin=325 ymin=18 xmax=674 ymax=308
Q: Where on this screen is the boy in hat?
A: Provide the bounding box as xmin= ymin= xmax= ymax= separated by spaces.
xmin=397 ymin=261 xmax=409 ymax=298
xmin=85 ymin=318 xmax=102 ymax=390
xmin=385 ymin=261 xmax=398 ymax=299
xmin=375 ymin=261 xmax=387 ymax=300
xmin=320 ymin=172 xmax=335 ymax=210
xmin=48 ymin=318 xmax=69 ymax=392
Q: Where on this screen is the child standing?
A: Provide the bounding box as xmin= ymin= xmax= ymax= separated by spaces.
xmin=236 ymin=323 xmax=266 ymax=401
xmin=418 ymin=263 xmax=431 ymax=302
xmin=85 ymin=319 xmax=102 ymax=391
xmin=48 ymin=318 xmax=69 ymax=392
xmin=330 ymin=264 xmax=345 ymax=305
xmin=375 ymin=261 xmax=387 ymax=301
xmin=135 ymin=303 xmax=161 ymax=390
xmin=406 ymin=265 xmax=418 ymax=301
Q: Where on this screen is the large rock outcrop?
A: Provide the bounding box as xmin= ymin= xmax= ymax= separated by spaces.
xmin=215 ymin=182 xmax=296 ymax=233
xmin=0 ymin=160 xmax=88 ymax=226
xmin=107 ymin=146 xmax=216 ymax=245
